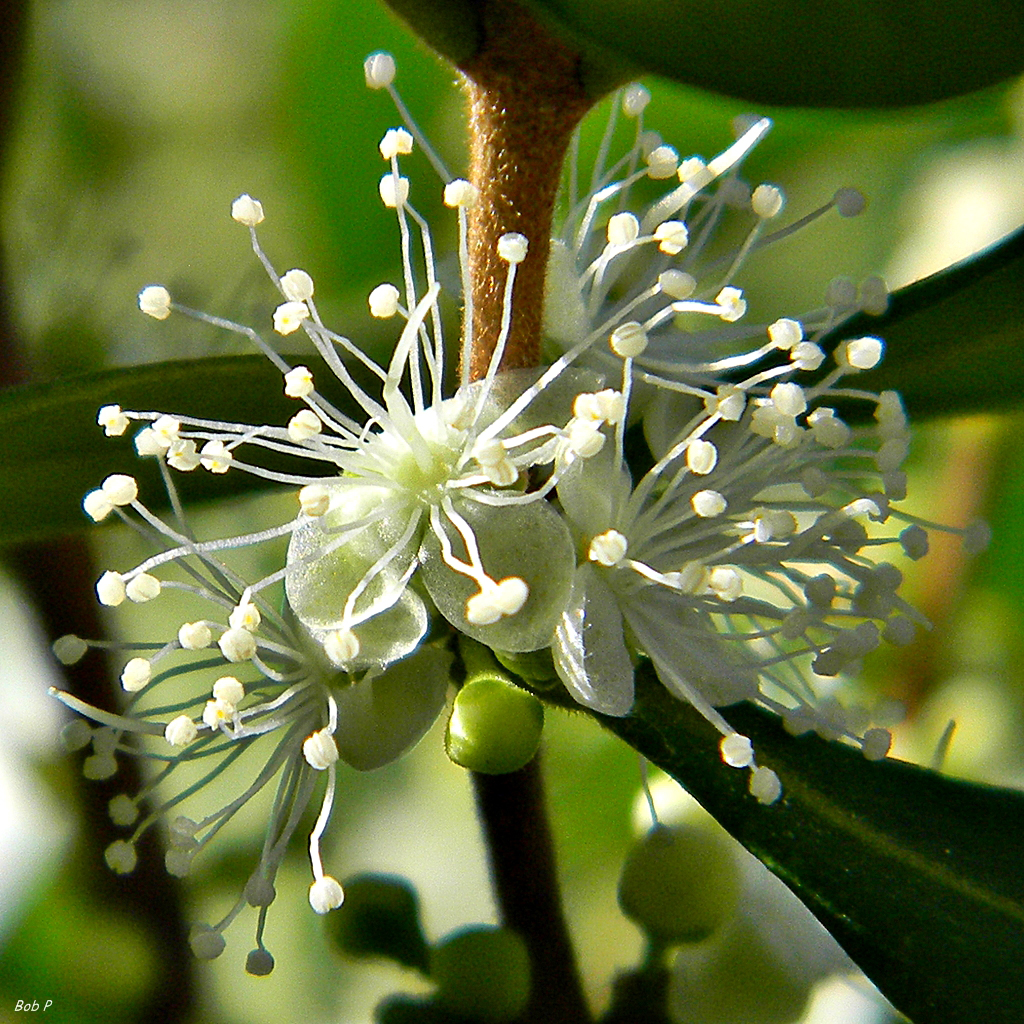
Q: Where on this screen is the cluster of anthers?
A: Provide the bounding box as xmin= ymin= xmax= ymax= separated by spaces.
xmin=51 ymin=52 xmax=987 ymax=969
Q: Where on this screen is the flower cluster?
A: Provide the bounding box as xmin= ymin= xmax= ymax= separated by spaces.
xmin=52 ymin=53 xmax=985 ymax=968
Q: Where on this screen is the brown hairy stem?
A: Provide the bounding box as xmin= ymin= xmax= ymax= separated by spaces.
xmin=458 ymin=0 xmax=594 ymax=381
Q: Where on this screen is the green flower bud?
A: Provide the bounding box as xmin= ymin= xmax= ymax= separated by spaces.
xmin=618 ymin=825 xmax=741 ymax=944
xmin=328 ymin=873 xmax=429 ymax=972
xmin=446 ymin=677 xmax=544 ymax=774
xmin=431 ymin=925 xmax=531 ymax=1023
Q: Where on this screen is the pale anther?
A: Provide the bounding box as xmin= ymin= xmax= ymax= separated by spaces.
xmin=498 ymin=232 xmax=529 ymax=264
xmin=750 ymin=766 xmax=782 ymax=804
xmin=126 ymin=573 xmax=161 ymax=603
xmin=167 ymin=439 xmax=200 ymax=472
xmin=834 ymin=187 xmax=866 ymax=217
xmin=97 ymin=404 xmax=129 ymax=436
xmin=105 ymin=840 xmax=137 ymax=875
xmin=165 ymin=715 xmax=198 ymax=747
xmin=443 ymin=179 xmax=478 ymax=209
xmin=109 ymin=794 xmax=139 ymax=826
xmin=610 ymin=321 xmax=648 ymax=358
xmin=102 ymin=474 xmax=138 ymax=506
xmin=229 ymin=600 xmax=261 ymax=632
xmin=274 ymin=301 xmax=310 ymax=336
xmin=324 ymin=628 xmax=360 ymax=666
xmin=138 ymin=285 xmax=171 ymax=320
xmin=309 ymin=876 xmax=345 ymax=914
xmin=280 ymin=269 xmax=314 ymax=302
xmin=771 ymin=382 xmax=807 ymax=417
xmin=861 ymin=728 xmax=892 ymax=761
xmin=299 ymin=483 xmax=331 ymax=517
xmin=303 ymin=728 xmax=339 ymax=770
xmin=767 ymin=317 xmax=802 ymax=349
xmin=178 ymin=621 xmax=212 ymax=650
xmin=621 ymin=84 xmax=650 ymax=117
xmin=588 ymin=530 xmax=628 ymax=567
xmin=751 ymin=183 xmax=785 ymax=218
xmin=219 ymin=627 xmax=257 ymax=663
xmin=231 ymin=193 xmax=265 ymax=226
xmin=96 ymin=570 xmax=127 ymax=606
xmin=200 ymin=440 xmax=232 ymax=473
xmin=658 ymin=270 xmax=695 ymax=299
xmin=654 ymin=220 xmax=688 ymax=255
xmin=212 ymin=676 xmax=246 ymax=706
xmin=720 ymin=733 xmax=755 ymax=768
xmin=284 ymin=365 xmax=314 ymax=398
xmin=607 ymin=212 xmax=640 ymax=247
xmin=379 ymin=127 xmax=413 ymax=160
xmin=53 ymin=634 xmax=88 ymax=665
xmin=83 ymin=489 xmax=114 ymax=522
xmin=378 ymin=174 xmax=410 ymax=209
xmin=692 ymin=490 xmax=727 ymax=518
xmin=368 ymin=283 xmax=401 ymax=318
xmin=841 ymin=336 xmax=883 ymax=370
xmin=686 ymin=439 xmax=718 ymax=475
xmin=121 ymin=657 xmax=152 ymax=692
xmin=364 ymin=51 xmax=396 ymax=89
xmin=715 ymin=287 xmax=747 ymax=322
xmin=708 ymin=566 xmax=742 ymax=601
xmin=288 ymin=409 xmax=323 ymax=442
xmin=203 ymin=698 xmax=235 ymax=729
xmin=646 ymin=145 xmax=679 ymax=179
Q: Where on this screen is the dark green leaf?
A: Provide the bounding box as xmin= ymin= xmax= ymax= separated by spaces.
xmin=547 ymin=666 xmax=1024 ymax=1024
xmin=825 ymin=224 xmax=1024 ymax=419
xmin=379 ymin=0 xmax=483 ymax=66
xmin=522 ymin=0 xmax=1024 ymax=107
xmin=0 ymin=355 xmax=355 ymax=546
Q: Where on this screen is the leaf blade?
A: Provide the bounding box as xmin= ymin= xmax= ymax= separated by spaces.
xmin=826 ymin=224 xmax=1024 ymax=419
xmin=0 ymin=356 xmax=340 ymax=546
xmin=523 ymin=0 xmax=1024 ymax=108
xmin=560 ymin=667 xmax=1024 ymax=1024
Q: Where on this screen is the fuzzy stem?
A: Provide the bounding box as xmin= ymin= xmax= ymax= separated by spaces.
xmin=472 ymin=755 xmax=593 ymax=1024
xmin=458 ymin=0 xmax=594 ymax=381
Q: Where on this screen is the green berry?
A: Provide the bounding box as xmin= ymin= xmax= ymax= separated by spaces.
xmin=446 ymin=677 xmax=544 ymax=774
xmin=431 ymin=926 xmax=531 ymax=1023
xmin=618 ymin=824 xmax=741 ymax=944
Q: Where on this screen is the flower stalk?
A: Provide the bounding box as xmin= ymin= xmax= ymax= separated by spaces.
xmin=458 ymin=0 xmax=594 ymax=380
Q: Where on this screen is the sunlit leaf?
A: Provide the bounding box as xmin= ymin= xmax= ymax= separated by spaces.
xmin=826 ymin=224 xmax=1024 ymax=419
xmin=521 ymin=0 xmax=1024 ymax=107
xmin=548 ymin=666 xmax=1024 ymax=1024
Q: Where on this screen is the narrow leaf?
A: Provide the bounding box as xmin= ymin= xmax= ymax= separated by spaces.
xmin=548 ymin=666 xmax=1024 ymax=1024
xmin=825 ymin=224 xmax=1024 ymax=419
xmin=0 ymin=356 xmax=350 ymax=546
xmin=523 ymin=0 xmax=1024 ymax=107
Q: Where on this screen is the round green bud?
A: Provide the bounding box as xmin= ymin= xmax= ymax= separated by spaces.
xmin=446 ymin=677 xmax=544 ymax=774
xmin=431 ymin=926 xmax=531 ymax=1023
xmin=618 ymin=824 xmax=741 ymax=944
xmin=328 ymin=873 xmax=429 ymax=972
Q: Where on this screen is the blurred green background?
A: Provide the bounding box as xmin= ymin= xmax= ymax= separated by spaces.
xmin=1 ymin=1 xmax=1023 ymax=1022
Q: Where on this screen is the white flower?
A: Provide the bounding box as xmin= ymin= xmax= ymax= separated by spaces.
xmin=544 ymin=90 xmax=986 ymax=797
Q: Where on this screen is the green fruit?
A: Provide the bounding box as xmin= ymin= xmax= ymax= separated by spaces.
xmin=446 ymin=677 xmax=544 ymax=774
xmin=618 ymin=825 xmax=741 ymax=944
xmin=431 ymin=926 xmax=531 ymax=1023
